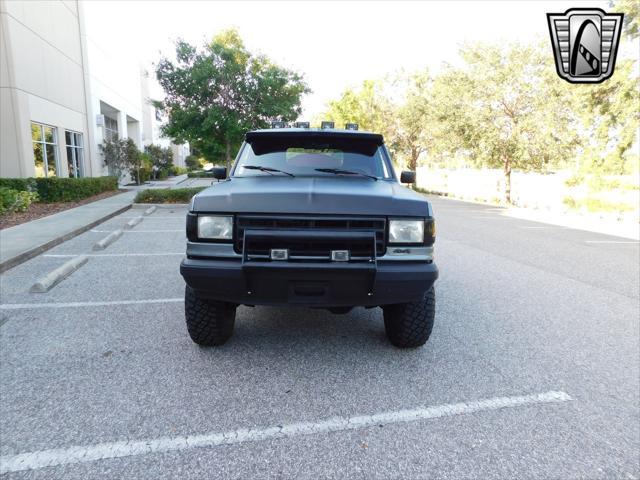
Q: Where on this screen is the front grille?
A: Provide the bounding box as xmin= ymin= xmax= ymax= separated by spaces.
xmin=235 ymin=215 xmax=386 ymax=259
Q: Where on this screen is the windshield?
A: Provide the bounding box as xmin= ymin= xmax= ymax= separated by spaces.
xmin=233 ymin=141 xmax=393 ymax=179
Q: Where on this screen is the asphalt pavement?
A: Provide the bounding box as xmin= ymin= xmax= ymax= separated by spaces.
xmin=0 ymin=197 xmax=638 ymax=479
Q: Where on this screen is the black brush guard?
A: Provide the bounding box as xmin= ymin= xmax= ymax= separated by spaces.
xmin=241 ymin=229 xmax=377 ymax=303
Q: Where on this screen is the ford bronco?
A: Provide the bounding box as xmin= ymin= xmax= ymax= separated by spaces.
xmin=180 ymin=124 xmax=438 ymax=348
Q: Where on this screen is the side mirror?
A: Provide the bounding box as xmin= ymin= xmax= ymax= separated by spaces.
xmin=212 ymin=167 xmax=227 ymax=180
xmin=400 ymin=171 xmax=416 ymax=184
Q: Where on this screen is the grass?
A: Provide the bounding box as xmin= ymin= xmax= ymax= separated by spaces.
xmin=134 ymin=187 xmax=206 ymax=204
xmin=563 ymin=196 xmax=636 ymax=213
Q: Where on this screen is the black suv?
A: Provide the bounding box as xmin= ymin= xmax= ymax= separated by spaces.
xmin=180 ymin=126 xmax=438 ymax=348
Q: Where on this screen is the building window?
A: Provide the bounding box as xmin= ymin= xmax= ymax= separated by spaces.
xmin=65 ymin=131 xmax=84 ymax=178
xmin=31 ymin=122 xmax=59 ymax=177
xmin=104 ymin=116 xmax=118 ymax=141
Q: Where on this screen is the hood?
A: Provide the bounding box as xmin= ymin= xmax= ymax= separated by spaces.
xmin=192 ymin=176 xmax=430 ymax=217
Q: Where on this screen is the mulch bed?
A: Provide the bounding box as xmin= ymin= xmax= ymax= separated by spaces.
xmin=0 ymin=190 xmax=125 ymax=230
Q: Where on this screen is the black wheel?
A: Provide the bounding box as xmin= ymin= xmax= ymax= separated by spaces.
xmin=184 ymin=286 xmax=236 ymax=346
xmin=383 ymin=287 xmax=435 ymax=348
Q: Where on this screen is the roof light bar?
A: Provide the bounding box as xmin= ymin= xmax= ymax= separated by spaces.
xmin=345 ymin=123 xmax=359 ymax=131
xmin=294 ymin=121 xmax=310 ymax=128
xmin=270 ymin=121 xmax=286 ymax=129
xmin=321 ymin=121 xmax=335 ymax=129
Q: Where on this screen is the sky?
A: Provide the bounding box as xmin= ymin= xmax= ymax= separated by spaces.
xmin=84 ymin=0 xmax=620 ymax=118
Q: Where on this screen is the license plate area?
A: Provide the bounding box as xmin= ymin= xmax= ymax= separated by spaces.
xmin=242 ymin=263 xmax=376 ymax=305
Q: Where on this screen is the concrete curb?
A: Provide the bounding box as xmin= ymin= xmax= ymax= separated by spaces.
xmin=124 ymin=217 xmax=143 ymax=229
xmin=93 ymin=229 xmax=123 ymax=250
xmin=30 ymin=255 xmax=89 ymax=293
xmin=143 ymin=206 xmax=157 ymax=216
xmin=131 ymin=203 xmax=189 ymax=209
xmin=0 ymin=204 xmax=131 ymax=274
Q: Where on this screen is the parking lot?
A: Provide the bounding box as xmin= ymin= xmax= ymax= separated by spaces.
xmin=1 ymin=197 xmax=638 ymax=479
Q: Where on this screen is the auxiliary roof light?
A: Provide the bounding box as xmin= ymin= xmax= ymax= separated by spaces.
xmin=270 ymin=121 xmax=286 ymax=129
xmin=321 ymin=121 xmax=335 ymax=129
xmin=345 ymin=123 xmax=359 ymax=131
xmin=294 ymin=121 xmax=310 ymax=128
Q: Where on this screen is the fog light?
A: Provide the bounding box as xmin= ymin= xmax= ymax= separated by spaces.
xmin=331 ymin=250 xmax=350 ymax=262
xmin=270 ymin=249 xmax=289 ymax=261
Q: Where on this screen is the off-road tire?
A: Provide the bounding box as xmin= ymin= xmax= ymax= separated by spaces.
xmin=383 ymin=287 xmax=435 ymax=348
xmin=185 ymin=286 xmax=236 ymax=346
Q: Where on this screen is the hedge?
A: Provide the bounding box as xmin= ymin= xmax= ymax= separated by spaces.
xmin=134 ymin=187 xmax=206 ymax=204
xmin=0 ymin=176 xmax=118 ymax=203
xmin=187 ymin=170 xmax=215 ymax=178
xmin=0 ymin=187 xmax=38 ymax=215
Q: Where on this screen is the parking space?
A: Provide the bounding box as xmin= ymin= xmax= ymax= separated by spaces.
xmin=0 ymin=198 xmax=638 ymax=478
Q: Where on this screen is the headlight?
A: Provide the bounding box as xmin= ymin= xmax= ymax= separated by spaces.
xmin=388 ymin=219 xmax=424 ymax=244
xmin=197 ymin=216 xmax=233 ymax=240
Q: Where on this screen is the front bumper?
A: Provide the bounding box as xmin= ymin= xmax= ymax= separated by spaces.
xmin=180 ymin=257 xmax=438 ymax=307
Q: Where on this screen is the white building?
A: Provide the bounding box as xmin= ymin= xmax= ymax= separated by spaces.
xmin=0 ymin=0 xmax=187 ymax=179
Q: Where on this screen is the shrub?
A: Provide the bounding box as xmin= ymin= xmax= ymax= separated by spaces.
xmin=100 ymin=138 xmax=140 ymax=180
xmin=588 ymin=175 xmax=621 ymax=192
xmin=33 ymin=177 xmax=118 ymax=202
xmin=564 ymin=174 xmax=584 ymax=187
xmin=0 ymin=178 xmax=37 ymax=192
xmin=0 ymin=187 xmax=38 ymax=215
xmin=0 ymin=177 xmax=118 ymax=203
xmin=130 ymin=153 xmax=153 ymax=184
xmin=169 ymin=166 xmax=189 ymax=176
xmin=134 ymin=187 xmax=206 ymax=204
xmin=563 ymin=195 xmax=634 ymax=213
xmin=185 ymin=155 xmax=201 ymax=171
xmin=563 ymin=196 xmax=578 ymax=209
xmin=145 ymin=144 xmax=174 ymax=180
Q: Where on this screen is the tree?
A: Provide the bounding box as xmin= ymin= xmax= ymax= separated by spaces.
xmin=386 ymin=71 xmax=451 ymax=178
xmin=612 ymin=0 xmax=639 ymax=39
xmin=100 ymin=137 xmax=141 ymax=183
xmin=432 ymin=43 xmax=579 ymax=203
xmin=185 ymin=155 xmax=201 ymax=171
xmin=145 ymin=144 xmax=173 ymax=179
xmin=323 ymin=80 xmax=392 ymax=134
xmin=155 ymin=29 xmax=309 ymax=170
xmin=572 ymin=60 xmax=640 ymax=174
xmin=125 ymin=139 xmax=142 ymax=185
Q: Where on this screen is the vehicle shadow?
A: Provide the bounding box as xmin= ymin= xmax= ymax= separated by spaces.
xmin=235 ymin=305 xmax=387 ymax=346
xmin=192 ymin=303 xmax=448 ymax=367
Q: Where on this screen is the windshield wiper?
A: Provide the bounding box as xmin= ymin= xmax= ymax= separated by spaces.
xmin=243 ymin=165 xmax=295 ymax=177
xmin=315 ymin=168 xmax=378 ymax=181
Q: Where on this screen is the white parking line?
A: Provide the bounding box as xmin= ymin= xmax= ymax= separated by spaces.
xmin=119 ymin=216 xmax=184 ymax=219
xmin=0 ymin=390 xmax=571 ymax=474
xmin=43 ymin=253 xmax=183 ymax=258
xmin=0 ymin=298 xmax=182 ymax=310
xmin=585 ymin=240 xmax=639 ymax=244
xmin=519 ymin=226 xmax=564 ymax=229
xmin=90 ymin=229 xmax=183 ymax=233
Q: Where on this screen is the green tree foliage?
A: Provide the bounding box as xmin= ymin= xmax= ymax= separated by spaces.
xmin=323 ymin=80 xmax=392 ymax=135
xmin=131 ymin=152 xmax=153 ymax=184
xmin=125 ymin=140 xmax=142 ymax=185
xmin=155 ymin=29 xmax=309 ymax=170
xmin=100 ymin=138 xmax=141 ymax=183
xmin=572 ymin=59 xmax=640 ymax=174
xmin=322 ymin=77 xmax=437 ymax=177
xmin=324 ymin=32 xmax=638 ymax=203
xmin=185 ymin=155 xmax=201 ymax=171
xmin=434 ymin=43 xmax=579 ymax=202
xmin=145 ymin=144 xmax=174 ymax=179
xmin=612 ymin=0 xmax=639 ymax=39
xmin=388 ymin=71 xmax=449 ymax=177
